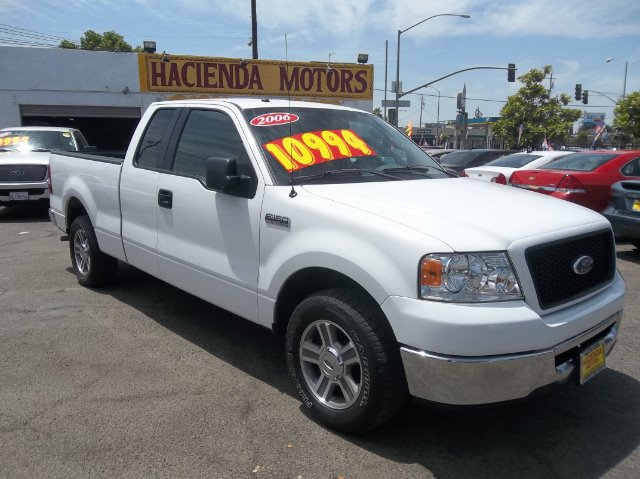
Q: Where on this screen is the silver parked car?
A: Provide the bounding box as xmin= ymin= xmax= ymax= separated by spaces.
xmin=602 ymin=180 xmax=640 ymax=250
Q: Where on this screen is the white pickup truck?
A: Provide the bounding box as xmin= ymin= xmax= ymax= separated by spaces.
xmin=0 ymin=126 xmax=89 ymax=206
xmin=48 ymin=99 xmax=625 ymax=432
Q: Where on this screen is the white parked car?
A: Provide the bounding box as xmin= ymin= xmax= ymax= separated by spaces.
xmin=462 ymin=151 xmax=574 ymax=184
xmin=0 ymin=126 xmax=89 ymax=206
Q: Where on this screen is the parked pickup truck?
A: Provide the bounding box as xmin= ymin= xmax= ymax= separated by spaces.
xmin=49 ymin=99 xmax=625 ymax=433
xmin=0 ymin=126 xmax=90 ymax=206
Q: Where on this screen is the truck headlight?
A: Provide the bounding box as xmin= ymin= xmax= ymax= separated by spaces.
xmin=419 ymin=252 xmax=522 ymax=302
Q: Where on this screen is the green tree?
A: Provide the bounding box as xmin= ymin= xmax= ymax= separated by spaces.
xmin=372 ymin=107 xmax=383 ymax=118
xmin=59 ymin=30 xmax=142 ymax=52
xmin=576 ymin=130 xmax=589 ymax=148
xmin=59 ymin=39 xmax=78 ymax=49
xmin=493 ymin=66 xmax=581 ymax=149
xmin=613 ymin=91 xmax=640 ymax=141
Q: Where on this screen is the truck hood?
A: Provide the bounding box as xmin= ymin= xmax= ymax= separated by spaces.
xmin=0 ymin=151 xmax=50 ymax=166
xmin=303 ymin=178 xmax=608 ymax=251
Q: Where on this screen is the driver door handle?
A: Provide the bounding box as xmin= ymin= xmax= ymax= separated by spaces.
xmin=158 ymin=189 xmax=173 ymax=209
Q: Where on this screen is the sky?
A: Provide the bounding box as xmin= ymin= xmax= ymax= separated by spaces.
xmin=1 ymin=0 xmax=639 ymax=129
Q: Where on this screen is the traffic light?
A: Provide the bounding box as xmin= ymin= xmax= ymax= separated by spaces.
xmin=388 ymin=108 xmax=397 ymax=126
xmin=507 ymin=63 xmax=516 ymax=82
xmin=574 ymin=84 xmax=582 ymax=101
xmin=582 ymin=90 xmax=589 ymax=104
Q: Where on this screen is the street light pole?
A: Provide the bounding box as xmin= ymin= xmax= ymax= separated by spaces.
xmin=423 ymin=85 xmax=441 ymax=144
xmin=394 ymin=13 xmax=470 ymax=127
xmin=623 ymin=60 xmax=628 ymax=100
xmin=606 ymin=57 xmax=629 ymax=100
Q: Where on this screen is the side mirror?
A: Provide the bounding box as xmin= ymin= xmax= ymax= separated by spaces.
xmin=205 ymin=157 xmax=253 ymax=197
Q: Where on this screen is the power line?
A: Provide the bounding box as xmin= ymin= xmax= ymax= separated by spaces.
xmin=0 ymin=24 xmax=77 ymax=48
xmin=0 ymin=24 xmax=70 ymax=42
xmin=0 ymin=37 xmax=57 ymax=48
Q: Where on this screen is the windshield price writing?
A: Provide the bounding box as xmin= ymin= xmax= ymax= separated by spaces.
xmin=264 ymin=129 xmax=376 ymax=170
xmin=0 ymin=136 xmax=29 ymax=146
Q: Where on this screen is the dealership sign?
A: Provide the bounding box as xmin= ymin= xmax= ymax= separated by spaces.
xmin=138 ymin=54 xmax=373 ymax=100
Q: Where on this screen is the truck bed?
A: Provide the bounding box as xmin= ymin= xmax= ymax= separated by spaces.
xmin=49 ymin=150 xmax=126 ymax=261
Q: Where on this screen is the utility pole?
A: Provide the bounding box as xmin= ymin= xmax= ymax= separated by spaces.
xmin=384 ymin=40 xmax=388 ymax=121
xmin=419 ymin=95 xmax=424 ymax=127
xmin=251 ymin=0 xmax=258 ymax=59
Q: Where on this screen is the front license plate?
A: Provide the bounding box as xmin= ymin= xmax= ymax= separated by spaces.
xmin=9 ymin=191 xmax=28 ymax=201
xmin=579 ymin=341 xmax=606 ymax=385
xmin=633 ymin=199 xmax=640 ymax=211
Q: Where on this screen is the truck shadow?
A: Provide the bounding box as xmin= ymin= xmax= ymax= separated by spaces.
xmin=96 ymin=263 xmax=640 ymax=479
xmin=355 ymin=372 xmax=640 ymax=479
xmin=0 ymin=202 xmax=50 ymax=222
xmin=617 ymin=249 xmax=640 ymax=265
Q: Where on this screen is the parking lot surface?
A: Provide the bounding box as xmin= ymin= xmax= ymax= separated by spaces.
xmin=1 ymin=203 xmax=639 ymax=479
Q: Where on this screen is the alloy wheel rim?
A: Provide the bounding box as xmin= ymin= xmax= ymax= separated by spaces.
xmin=73 ymin=229 xmax=90 ymax=275
xmin=299 ymin=319 xmax=363 ymax=410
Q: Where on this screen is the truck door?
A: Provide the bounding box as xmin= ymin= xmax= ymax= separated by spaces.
xmin=120 ymin=108 xmax=180 ymax=278
xmin=155 ymin=107 xmax=263 ymax=323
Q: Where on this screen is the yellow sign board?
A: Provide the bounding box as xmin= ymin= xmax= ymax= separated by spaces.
xmin=138 ymin=54 xmax=373 ymax=100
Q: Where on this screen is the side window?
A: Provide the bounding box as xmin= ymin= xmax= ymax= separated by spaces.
xmin=135 ymin=109 xmax=176 ymax=168
xmin=621 ymin=157 xmax=640 ymax=177
xmin=173 ymin=109 xmax=249 ymax=178
xmin=72 ymin=131 xmax=88 ymax=150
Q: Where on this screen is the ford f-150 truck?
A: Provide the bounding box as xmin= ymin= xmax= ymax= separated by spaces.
xmin=0 ymin=126 xmax=89 ymax=206
xmin=48 ymin=99 xmax=625 ymax=433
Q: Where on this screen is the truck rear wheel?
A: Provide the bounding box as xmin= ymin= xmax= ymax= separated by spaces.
xmin=69 ymin=215 xmax=117 ymax=287
xmin=285 ymin=288 xmax=407 ymax=433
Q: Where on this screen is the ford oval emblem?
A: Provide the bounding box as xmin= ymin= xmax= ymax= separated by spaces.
xmin=573 ymin=255 xmax=594 ymax=275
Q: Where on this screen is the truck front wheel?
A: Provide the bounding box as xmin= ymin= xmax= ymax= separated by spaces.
xmin=69 ymin=215 xmax=117 ymax=287
xmin=286 ymin=288 xmax=407 ymax=433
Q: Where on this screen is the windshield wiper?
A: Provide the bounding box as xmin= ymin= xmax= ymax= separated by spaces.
xmin=0 ymin=147 xmax=50 ymax=152
xmin=378 ymin=165 xmax=440 ymax=177
xmin=289 ymin=168 xmax=400 ymax=185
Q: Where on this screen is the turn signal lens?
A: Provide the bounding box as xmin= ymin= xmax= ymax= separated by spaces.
xmin=420 ymin=258 xmax=442 ymax=287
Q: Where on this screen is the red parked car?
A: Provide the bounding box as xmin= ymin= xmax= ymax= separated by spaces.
xmin=510 ymin=150 xmax=640 ymax=212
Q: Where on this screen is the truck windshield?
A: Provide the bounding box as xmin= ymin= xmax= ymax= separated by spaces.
xmin=0 ymin=130 xmax=77 ymax=152
xmin=243 ymin=107 xmax=449 ymax=185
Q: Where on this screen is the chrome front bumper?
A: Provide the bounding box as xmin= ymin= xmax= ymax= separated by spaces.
xmin=400 ymin=311 xmax=621 ymax=405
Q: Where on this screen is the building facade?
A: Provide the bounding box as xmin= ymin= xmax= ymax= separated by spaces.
xmin=0 ymin=46 xmax=373 ymax=150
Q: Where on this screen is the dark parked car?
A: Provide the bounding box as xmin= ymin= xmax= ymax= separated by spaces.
xmin=602 ymin=179 xmax=640 ymax=249
xmin=440 ymin=149 xmax=516 ymax=174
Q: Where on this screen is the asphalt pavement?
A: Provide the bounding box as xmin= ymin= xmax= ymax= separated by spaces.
xmin=1 ymin=202 xmax=639 ymax=479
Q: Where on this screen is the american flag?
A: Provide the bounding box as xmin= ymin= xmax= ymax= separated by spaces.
xmin=517 ymin=123 xmax=524 ymax=145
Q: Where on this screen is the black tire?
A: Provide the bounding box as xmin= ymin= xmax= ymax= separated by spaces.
xmin=285 ymin=288 xmax=407 ymax=433
xmin=69 ymin=215 xmax=117 ymax=287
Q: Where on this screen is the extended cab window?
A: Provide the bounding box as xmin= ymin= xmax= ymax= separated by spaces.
xmin=172 ymin=109 xmax=248 ymax=179
xmin=135 ymin=109 xmax=176 ymax=168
